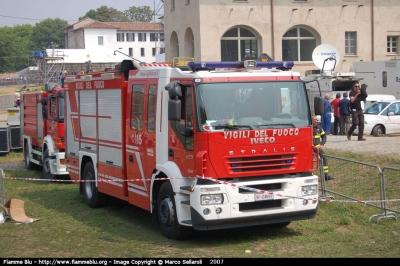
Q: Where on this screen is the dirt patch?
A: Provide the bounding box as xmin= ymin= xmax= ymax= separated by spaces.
xmin=0 ymin=85 xmax=22 ymax=96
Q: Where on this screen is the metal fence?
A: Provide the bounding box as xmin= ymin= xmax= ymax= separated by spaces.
xmin=0 ymin=95 xmax=14 ymax=122
xmin=0 ymin=168 xmax=5 ymax=209
xmin=319 ymin=154 xmax=399 ymax=223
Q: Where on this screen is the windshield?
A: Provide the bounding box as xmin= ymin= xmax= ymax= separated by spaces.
xmin=196 ymin=81 xmax=311 ymax=131
xmin=364 ymin=101 xmax=390 ymax=115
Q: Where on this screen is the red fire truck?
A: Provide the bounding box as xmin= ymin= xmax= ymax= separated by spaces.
xmin=64 ymin=59 xmax=324 ymax=239
xmin=20 ymin=83 xmax=69 ymax=179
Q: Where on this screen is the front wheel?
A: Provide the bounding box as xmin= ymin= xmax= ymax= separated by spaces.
xmin=24 ymin=143 xmax=33 ymax=170
xmin=372 ymin=125 xmax=384 ymax=137
xmin=82 ymin=162 xmax=107 ymax=208
xmin=42 ymin=150 xmax=55 ymax=180
xmin=157 ymin=182 xmax=192 ymax=240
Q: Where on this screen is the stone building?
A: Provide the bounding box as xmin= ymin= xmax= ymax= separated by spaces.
xmin=163 ymin=0 xmax=400 ymax=75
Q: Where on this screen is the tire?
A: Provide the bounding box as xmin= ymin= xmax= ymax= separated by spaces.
xmin=82 ymin=162 xmax=107 ymax=208
xmin=157 ymin=182 xmax=192 ymax=240
xmin=372 ymin=125 xmax=384 ymax=137
xmin=24 ymin=143 xmax=33 ymax=170
xmin=42 ymin=150 xmax=55 ymax=180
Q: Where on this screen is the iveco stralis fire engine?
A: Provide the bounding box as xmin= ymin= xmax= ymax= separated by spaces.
xmin=64 ymin=59 xmax=324 ymax=239
xmin=20 ymin=83 xmax=68 ymax=179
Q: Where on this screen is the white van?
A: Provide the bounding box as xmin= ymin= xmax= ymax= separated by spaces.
xmin=362 ymin=94 xmax=396 ymax=110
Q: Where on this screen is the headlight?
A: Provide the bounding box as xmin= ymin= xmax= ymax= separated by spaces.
xmin=201 ymin=194 xmax=223 ymax=205
xmin=302 ymin=185 xmax=318 ymax=196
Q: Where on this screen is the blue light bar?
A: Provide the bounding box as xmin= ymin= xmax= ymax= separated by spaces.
xmin=188 ymin=60 xmax=294 ymax=70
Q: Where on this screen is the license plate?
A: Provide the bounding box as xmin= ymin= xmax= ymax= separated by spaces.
xmin=254 ymin=193 xmax=274 ymax=201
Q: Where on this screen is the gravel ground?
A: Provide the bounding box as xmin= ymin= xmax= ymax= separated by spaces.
xmin=323 ymin=134 xmax=400 ymax=158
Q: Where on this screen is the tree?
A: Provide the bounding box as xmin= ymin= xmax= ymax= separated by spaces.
xmin=79 ymin=9 xmax=99 ymax=21
xmin=124 ymin=6 xmax=154 ymax=22
xmin=29 ymin=18 xmax=68 ymax=51
xmin=94 ymin=6 xmax=131 ymax=22
xmin=0 ymin=25 xmax=33 ymax=72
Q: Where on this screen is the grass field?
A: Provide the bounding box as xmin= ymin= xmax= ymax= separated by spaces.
xmin=0 ymin=150 xmax=399 ymax=258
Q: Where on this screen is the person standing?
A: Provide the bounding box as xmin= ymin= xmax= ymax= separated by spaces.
xmin=312 ymin=115 xmax=333 ymax=181
xmin=347 ymin=82 xmax=366 ymax=141
xmin=338 ymin=92 xmax=351 ymax=135
xmin=330 ymin=93 xmax=341 ymax=135
xmin=322 ymin=93 xmax=331 ymax=134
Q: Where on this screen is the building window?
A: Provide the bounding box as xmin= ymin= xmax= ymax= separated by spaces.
xmin=129 ymin=48 xmax=133 ymax=57
xmin=387 ymin=36 xmax=398 ymax=54
xmin=150 ymin=33 xmax=157 ymax=42
xmin=141 ymin=48 xmax=145 ymax=57
xmin=282 ymin=27 xmax=317 ymax=62
xmin=186 ymin=0 xmax=190 ymax=4
xmin=172 ymin=0 xmax=175 ymax=10
xmin=176 ymin=40 xmax=179 ymax=57
xmin=221 ymin=27 xmax=259 ymax=61
xmin=152 ymin=48 xmax=156 ymax=56
xmin=98 ymin=36 xmax=104 ymax=45
xmin=345 ymin=32 xmax=357 ymax=55
xmin=126 ymin=33 xmax=135 ymax=42
xmin=139 ymin=33 xmax=146 ymax=42
xmin=160 ymin=33 xmax=165 ymax=42
xmin=117 ymin=33 xmax=125 ymax=42
xmin=160 ymin=47 xmax=165 ymax=54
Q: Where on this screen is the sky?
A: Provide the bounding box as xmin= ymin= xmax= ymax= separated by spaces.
xmin=0 ymin=0 xmax=164 ymax=27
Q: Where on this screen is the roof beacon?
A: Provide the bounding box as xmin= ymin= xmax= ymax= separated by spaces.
xmin=188 ymin=60 xmax=294 ymax=71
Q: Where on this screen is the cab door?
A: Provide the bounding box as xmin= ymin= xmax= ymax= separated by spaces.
xmin=167 ymin=84 xmax=195 ymax=177
xmin=126 ymin=80 xmax=157 ymax=211
xmin=386 ymin=102 xmax=400 ymax=134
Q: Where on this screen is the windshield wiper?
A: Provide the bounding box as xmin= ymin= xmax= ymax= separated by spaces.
xmin=255 ymin=123 xmax=296 ymax=128
xmin=212 ymin=123 xmax=253 ymax=130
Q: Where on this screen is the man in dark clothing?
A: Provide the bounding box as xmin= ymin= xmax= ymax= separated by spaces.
xmin=312 ymin=115 xmax=333 ymax=181
xmin=338 ymin=92 xmax=351 ymax=135
xmin=347 ymin=82 xmax=366 ymax=141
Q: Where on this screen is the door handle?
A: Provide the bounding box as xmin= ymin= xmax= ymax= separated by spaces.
xmin=129 ymin=155 xmax=134 ymax=162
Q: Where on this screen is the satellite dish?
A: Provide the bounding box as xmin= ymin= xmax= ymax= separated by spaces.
xmin=312 ymin=44 xmax=340 ymax=72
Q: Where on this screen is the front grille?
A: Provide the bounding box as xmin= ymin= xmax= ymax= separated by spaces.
xmin=227 ymin=154 xmax=296 ymax=173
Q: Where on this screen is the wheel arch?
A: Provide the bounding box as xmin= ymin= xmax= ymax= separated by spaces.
xmin=80 ymin=154 xmax=95 ymax=181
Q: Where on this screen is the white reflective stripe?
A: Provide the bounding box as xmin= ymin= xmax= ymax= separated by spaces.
xmin=128 ymin=187 xmax=148 ymax=197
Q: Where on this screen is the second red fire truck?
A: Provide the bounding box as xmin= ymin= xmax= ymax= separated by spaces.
xmin=20 ymin=83 xmax=68 ymax=179
xmin=64 ymin=58 xmax=324 ymax=239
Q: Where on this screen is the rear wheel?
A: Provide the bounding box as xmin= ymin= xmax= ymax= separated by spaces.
xmin=42 ymin=150 xmax=55 ymax=180
xmin=372 ymin=125 xmax=383 ymax=137
xmin=82 ymin=162 xmax=107 ymax=208
xmin=157 ymin=182 xmax=192 ymax=240
xmin=24 ymin=143 xmax=33 ymax=170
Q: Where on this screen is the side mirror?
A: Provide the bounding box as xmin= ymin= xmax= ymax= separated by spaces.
xmin=388 ymin=111 xmax=394 ymax=116
xmin=314 ymin=97 xmax=324 ymax=116
xmin=167 ymin=81 xmax=182 ymax=121
xmin=168 ymin=100 xmax=181 ymax=121
xmin=42 ymin=105 xmax=48 ymax=120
